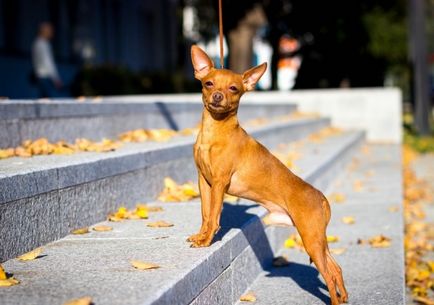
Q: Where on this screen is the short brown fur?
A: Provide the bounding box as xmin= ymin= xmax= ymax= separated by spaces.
xmin=188 ymin=45 xmax=348 ymax=305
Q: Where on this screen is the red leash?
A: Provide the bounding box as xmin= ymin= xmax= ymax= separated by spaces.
xmin=218 ymin=0 xmax=224 ymax=68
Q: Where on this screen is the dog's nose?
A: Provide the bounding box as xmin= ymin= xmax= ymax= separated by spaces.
xmin=212 ymin=92 xmax=224 ymax=103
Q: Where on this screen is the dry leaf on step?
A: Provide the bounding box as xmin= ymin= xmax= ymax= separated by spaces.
xmin=388 ymin=206 xmax=399 ymax=213
xmin=92 ymin=225 xmax=113 ymax=232
xmin=240 ymin=292 xmax=257 ymax=302
xmin=63 ymin=296 xmax=93 ymax=305
xmin=0 ymin=265 xmax=6 ymax=280
xmin=330 ymin=248 xmax=347 ymax=255
xmin=0 ymin=277 xmax=20 ymax=287
xmin=147 ymin=221 xmax=174 ymax=228
xmin=17 ymin=247 xmax=43 ymax=261
xmin=368 ymin=235 xmax=391 ymax=248
xmin=147 ymin=206 xmax=164 ymax=212
xmin=341 ymin=216 xmax=355 ymax=225
xmin=413 ymin=296 xmax=434 ymax=305
xmin=327 ymin=235 xmax=340 ymax=243
xmin=71 ymin=227 xmax=90 ymax=235
xmin=327 ymin=193 xmax=346 ymax=204
xmin=130 ymin=260 xmax=160 ymax=270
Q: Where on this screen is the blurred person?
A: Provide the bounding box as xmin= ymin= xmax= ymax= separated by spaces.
xmin=32 ymin=22 xmax=63 ymax=98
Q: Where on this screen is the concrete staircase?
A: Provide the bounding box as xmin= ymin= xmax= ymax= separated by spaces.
xmin=0 ymin=97 xmax=403 ymax=305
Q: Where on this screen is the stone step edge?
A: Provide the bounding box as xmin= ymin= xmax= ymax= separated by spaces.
xmin=0 ymin=118 xmax=329 ymax=205
xmin=0 ymin=101 xmax=296 ymax=120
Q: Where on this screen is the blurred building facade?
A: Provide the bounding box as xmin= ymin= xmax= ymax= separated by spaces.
xmin=0 ymin=0 xmax=181 ymax=98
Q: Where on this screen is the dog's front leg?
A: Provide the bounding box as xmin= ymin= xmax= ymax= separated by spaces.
xmin=190 ymin=180 xmax=227 ymax=248
xmin=187 ymin=173 xmax=211 ymax=243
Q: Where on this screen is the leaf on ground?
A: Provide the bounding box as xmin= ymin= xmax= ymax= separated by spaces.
xmin=17 ymin=247 xmax=43 ymax=261
xmin=71 ymin=227 xmax=90 ymax=235
xmin=353 ymin=180 xmax=364 ymax=192
xmin=158 ymin=177 xmax=199 ymax=202
xmin=327 ymin=193 xmax=346 ymax=204
xmin=388 ymin=205 xmax=400 ymax=213
xmin=272 ymin=256 xmax=290 ymax=267
xmin=284 ymin=237 xmax=296 ymax=248
xmin=62 ymin=296 xmax=93 ymax=305
xmin=369 ymin=235 xmax=391 ymax=248
xmin=92 ymin=225 xmax=113 ymax=232
xmin=147 ymin=206 xmax=164 ymax=212
xmin=330 ymin=248 xmax=347 ymax=255
xmin=0 ymin=277 xmax=20 ymax=287
xmin=134 ymin=205 xmax=148 ymax=219
xmin=240 ymin=292 xmax=257 ymax=302
xmin=359 ymin=235 xmax=391 ymax=248
xmin=147 ymin=221 xmax=174 ymax=228
xmin=130 ymin=260 xmax=160 ymax=270
xmin=413 ymin=296 xmax=434 ymax=305
xmin=0 ymin=265 xmax=6 ymax=280
xmin=284 ymin=234 xmax=304 ymax=250
xmin=341 ymin=216 xmax=355 ymax=225
xmin=327 ymin=235 xmax=340 ymax=243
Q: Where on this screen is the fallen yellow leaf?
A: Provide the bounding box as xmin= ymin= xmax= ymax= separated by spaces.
xmin=135 ymin=206 xmax=148 ymax=219
xmin=327 ymin=235 xmax=340 ymax=243
xmin=368 ymin=235 xmax=391 ymax=248
xmin=92 ymin=225 xmax=113 ymax=232
xmin=330 ymin=248 xmax=347 ymax=255
xmin=353 ymin=180 xmax=363 ymax=192
xmin=130 ymin=260 xmax=160 ymax=270
xmin=0 ymin=265 xmax=6 ymax=280
xmin=147 ymin=206 xmax=164 ymax=212
xmin=284 ymin=237 xmax=296 ymax=248
xmin=62 ymin=296 xmax=92 ymax=305
xmin=388 ymin=206 xmax=399 ymax=213
xmin=17 ymin=247 xmax=43 ymax=261
xmin=158 ymin=177 xmax=199 ymax=202
xmin=71 ymin=227 xmax=90 ymax=235
xmin=341 ymin=216 xmax=355 ymax=225
xmin=413 ymin=296 xmax=434 ymax=305
xmin=0 ymin=277 xmax=20 ymax=287
xmin=328 ymin=193 xmax=346 ymax=204
xmin=147 ymin=221 xmax=174 ymax=228
xmin=240 ymin=292 xmax=257 ymax=302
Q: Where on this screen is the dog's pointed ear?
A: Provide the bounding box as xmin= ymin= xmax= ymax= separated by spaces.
xmin=191 ymin=45 xmax=214 ymax=80
xmin=242 ymin=63 xmax=267 ymax=91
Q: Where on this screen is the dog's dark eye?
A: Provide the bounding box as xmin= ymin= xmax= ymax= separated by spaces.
xmin=205 ymin=81 xmax=213 ymax=88
xmin=229 ymin=86 xmax=238 ymax=92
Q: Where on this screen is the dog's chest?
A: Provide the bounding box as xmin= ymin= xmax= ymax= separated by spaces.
xmin=194 ymin=141 xmax=226 ymax=182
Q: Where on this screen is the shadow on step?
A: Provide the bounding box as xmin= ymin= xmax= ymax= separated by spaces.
xmin=265 ymin=263 xmax=330 ymax=304
xmin=215 ymin=202 xmax=330 ymax=304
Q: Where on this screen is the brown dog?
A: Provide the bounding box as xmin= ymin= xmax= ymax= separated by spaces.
xmin=188 ymin=45 xmax=348 ymax=305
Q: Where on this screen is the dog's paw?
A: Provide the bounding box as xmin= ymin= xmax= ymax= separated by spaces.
xmin=186 ymin=233 xmax=205 ymax=242
xmin=190 ymin=239 xmax=212 ymax=248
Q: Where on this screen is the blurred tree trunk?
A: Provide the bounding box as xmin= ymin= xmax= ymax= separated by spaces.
xmin=409 ymin=0 xmax=430 ymax=135
xmin=228 ymin=5 xmax=267 ymax=73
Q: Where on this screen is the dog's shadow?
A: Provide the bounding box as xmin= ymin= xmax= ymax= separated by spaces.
xmin=214 ymin=202 xmax=330 ymax=305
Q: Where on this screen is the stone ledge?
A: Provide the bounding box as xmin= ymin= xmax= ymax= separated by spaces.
xmin=0 ymin=118 xmax=329 ymax=205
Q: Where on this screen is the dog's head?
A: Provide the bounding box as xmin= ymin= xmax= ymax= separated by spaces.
xmin=191 ymin=45 xmax=267 ymax=115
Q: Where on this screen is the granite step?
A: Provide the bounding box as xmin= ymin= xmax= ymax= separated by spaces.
xmin=0 ymin=129 xmax=365 ymax=305
xmin=0 ymin=117 xmax=329 ymax=262
xmin=235 ymin=144 xmax=404 ymax=305
xmin=0 ymin=99 xmax=296 ymax=148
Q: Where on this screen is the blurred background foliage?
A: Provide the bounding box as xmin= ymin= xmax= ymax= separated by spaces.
xmin=71 ymin=0 xmax=415 ymax=96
